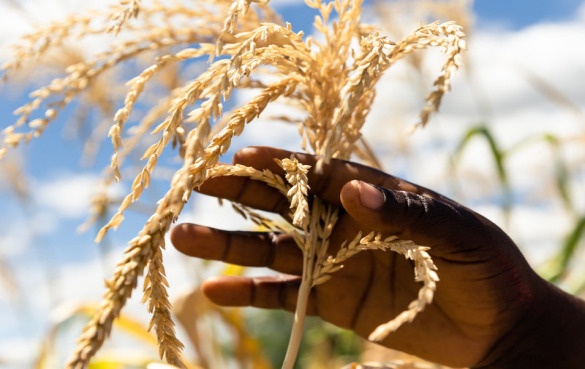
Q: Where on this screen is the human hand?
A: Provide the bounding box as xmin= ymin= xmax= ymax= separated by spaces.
xmin=171 ymin=146 xmax=584 ymax=368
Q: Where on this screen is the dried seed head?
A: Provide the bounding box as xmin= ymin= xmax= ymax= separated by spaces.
xmin=0 ymin=0 xmax=466 ymax=366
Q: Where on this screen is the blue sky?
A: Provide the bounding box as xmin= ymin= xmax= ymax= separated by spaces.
xmin=273 ymin=0 xmax=585 ymax=31
xmin=474 ymin=0 xmax=585 ymax=29
xmin=0 ymin=0 xmax=585 ymax=368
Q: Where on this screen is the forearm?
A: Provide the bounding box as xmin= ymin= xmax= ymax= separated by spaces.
xmin=473 ymin=279 xmax=585 ymax=369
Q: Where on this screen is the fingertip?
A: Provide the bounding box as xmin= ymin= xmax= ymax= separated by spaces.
xmin=340 ymin=180 xmax=361 ymax=208
xmin=170 ymin=223 xmax=218 ymax=259
xmin=341 ymin=180 xmax=394 ymax=235
xmin=233 ymin=146 xmax=260 ymax=164
xmin=341 ymin=180 xmax=385 ymax=211
xmin=200 ymin=275 xmax=221 ymax=298
xmin=202 ymin=276 xmax=251 ymax=307
xmin=169 ymin=223 xmax=191 ymax=252
xmin=201 ymin=276 xmax=221 ymax=304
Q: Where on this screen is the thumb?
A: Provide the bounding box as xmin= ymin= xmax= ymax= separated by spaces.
xmin=340 ymin=180 xmax=488 ymax=257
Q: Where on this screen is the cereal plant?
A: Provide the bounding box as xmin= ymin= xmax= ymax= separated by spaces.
xmin=0 ymin=0 xmax=465 ymax=368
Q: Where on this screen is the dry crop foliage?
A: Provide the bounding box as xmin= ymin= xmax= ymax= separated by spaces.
xmin=0 ymin=0 xmax=465 ymax=368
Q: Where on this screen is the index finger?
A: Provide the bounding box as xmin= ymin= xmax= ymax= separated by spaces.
xmin=199 ymin=146 xmax=452 ymax=209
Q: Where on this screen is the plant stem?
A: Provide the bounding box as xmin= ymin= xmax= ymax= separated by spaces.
xmin=281 ymin=253 xmax=314 ymax=369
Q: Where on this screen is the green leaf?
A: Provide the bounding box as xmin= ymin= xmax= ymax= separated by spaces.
xmin=546 ymin=216 xmax=585 ymax=283
xmin=452 ymin=124 xmax=511 ymax=211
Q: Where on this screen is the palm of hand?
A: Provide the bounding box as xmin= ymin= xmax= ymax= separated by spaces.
xmin=171 ymin=146 xmax=540 ymax=368
xmin=289 ymin=207 xmax=528 ymax=367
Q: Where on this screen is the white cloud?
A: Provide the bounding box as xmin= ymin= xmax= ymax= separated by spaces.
xmin=179 ymin=191 xmax=271 ymax=231
xmin=0 ymin=0 xmax=115 ymax=54
xmin=468 ymin=23 xmax=585 ymax=115
xmin=0 ymin=223 xmax=32 ymax=257
xmin=474 ymin=202 xmax=573 ymax=265
xmin=33 ymin=172 xmax=123 ymax=219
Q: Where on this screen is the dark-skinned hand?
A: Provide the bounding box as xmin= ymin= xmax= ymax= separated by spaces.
xmin=171 ymin=146 xmax=585 ymax=368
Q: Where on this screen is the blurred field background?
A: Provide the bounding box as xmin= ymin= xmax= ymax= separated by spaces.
xmin=0 ymin=0 xmax=584 ymax=368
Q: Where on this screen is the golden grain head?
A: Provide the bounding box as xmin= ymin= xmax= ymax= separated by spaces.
xmin=0 ymin=0 xmax=465 ymax=367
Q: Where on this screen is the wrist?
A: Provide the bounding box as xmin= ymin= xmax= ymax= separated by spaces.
xmin=472 ymin=278 xmax=585 ymax=369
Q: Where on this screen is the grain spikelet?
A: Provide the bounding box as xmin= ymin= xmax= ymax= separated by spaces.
xmin=1 ymin=9 xmax=103 ymax=80
xmin=277 ymin=156 xmax=311 ymax=229
xmin=66 ymin=126 xmax=209 ymax=369
xmin=414 ymin=22 xmax=466 ymax=128
xmin=320 ymin=22 xmax=465 ymax=165
xmin=109 ymin=0 xmax=142 ymax=35
xmin=143 ymin=247 xmax=186 ymax=367
xmin=317 ymin=231 xmax=439 ymax=342
xmin=187 ymin=77 xmax=298 ymax=185
xmin=108 ymin=45 xmax=216 ymax=181
xmin=207 ymin=163 xmax=288 ymax=196
xmin=4 ymin=39 xmax=186 ymax=159
xmin=216 ymin=0 xmax=254 ymax=55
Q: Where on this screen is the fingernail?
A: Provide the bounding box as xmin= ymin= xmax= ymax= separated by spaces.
xmin=359 ymin=182 xmax=385 ymax=210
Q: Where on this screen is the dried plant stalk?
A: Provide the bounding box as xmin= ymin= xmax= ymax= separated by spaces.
xmin=277 ymin=157 xmax=318 ymax=369
xmin=282 ymin=196 xmax=339 ymax=369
